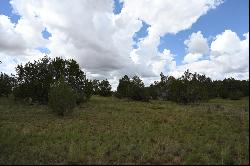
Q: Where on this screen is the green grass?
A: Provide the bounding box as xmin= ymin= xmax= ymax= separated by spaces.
xmin=0 ymin=96 xmax=249 ymax=165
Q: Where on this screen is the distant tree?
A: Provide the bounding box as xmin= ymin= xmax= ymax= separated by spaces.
xmin=116 ymin=75 xmax=149 ymax=101
xmin=149 ymin=70 xmax=212 ymax=104
xmin=98 ymin=79 xmax=112 ymax=97
xmin=170 ymin=70 xmax=211 ymax=104
xmin=147 ymin=84 xmax=158 ymax=100
xmin=159 ymin=73 xmax=176 ymax=100
xmin=216 ymin=78 xmax=247 ymax=100
xmin=129 ymin=76 xmax=149 ymax=101
xmin=116 ymin=70 xmax=248 ymax=103
xmin=13 ymin=56 xmax=91 ymax=104
xmin=116 ymin=75 xmax=130 ymax=98
xmin=0 ymin=72 xmax=14 ymax=97
xmin=4 ymin=54 xmax=249 ymax=105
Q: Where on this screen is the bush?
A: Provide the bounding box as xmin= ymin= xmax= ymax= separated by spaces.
xmin=229 ymin=90 xmax=243 ymax=100
xmin=0 ymin=73 xmax=14 ymax=97
xmin=75 ymin=91 xmax=85 ymax=105
xmin=130 ymin=87 xmax=149 ymax=102
xmin=220 ymin=89 xmax=229 ymax=99
xmin=146 ymin=85 xmax=158 ymax=100
xmin=48 ymin=79 xmax=76 ymax=116
xmin=13 ymin=84 xmax=30 ymax=102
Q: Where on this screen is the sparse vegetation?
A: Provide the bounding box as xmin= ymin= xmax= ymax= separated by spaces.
xmin=0 ymin=96 xmax=248 ymax=164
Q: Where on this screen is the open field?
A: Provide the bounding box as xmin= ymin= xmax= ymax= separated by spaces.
xmin=0 ymin=96 xmax=249 ymax=165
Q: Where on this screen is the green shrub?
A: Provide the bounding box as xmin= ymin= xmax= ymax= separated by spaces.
xmin=229 ymin=90 xmax=243 ymax=100
xmin=220 ymin=89 xmax=229 ymax=99
xmin=75 ymin=91 xmax=85 ymax=105
xmin=48 ymin=79 xmax=76 ymax=116
xmin=0 ymin=72 xmax=14 ymax=97
xmin=130 ymin=87 xmax=149 ymax=102
xmin=146 ymin=86 xmax=158 ymax=100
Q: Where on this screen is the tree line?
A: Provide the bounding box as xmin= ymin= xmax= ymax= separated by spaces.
xmin=114 ymin=71 xmax=249 ymax=104
xmin=0 ymin=56 xmax=249 ymax=114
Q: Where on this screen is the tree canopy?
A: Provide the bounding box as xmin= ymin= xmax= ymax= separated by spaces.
xmin=13 ymin=56 xmax=92 ymax=104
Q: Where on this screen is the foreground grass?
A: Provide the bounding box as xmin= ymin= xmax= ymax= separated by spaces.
xmin=0 ymin=96 xmax=249 ymax=165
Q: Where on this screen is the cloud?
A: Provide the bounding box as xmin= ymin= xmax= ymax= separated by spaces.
xmin=183 ymin=53 xmax=203 ymax=64
xmin=0 ymin=49 xmax=47 ymax=74
xmin=210 ymin=30 xmax=249 ymax=75
xmin=184 ymin=31 xmax=209 ymax=54
xmin=182 ymin=31 xmax=209 ymax=64
xmin=173 ymin=30 xmax=249 ymax=80
xmin=0 ymin=15 xmax=26 ymax=54
xmin=122 ymin=0 xmax=222 ymax=80
xmin=0 ymin=14 xmax=47 ymax=74
xmin=2 ymin=0 xmax=247 ymax=90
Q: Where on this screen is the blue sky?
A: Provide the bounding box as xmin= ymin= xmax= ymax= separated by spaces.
xmin=132 ymin=21 xmax=151 ymax=49
xmin=41 ymin=28 xmax=52 ymax=40
xmin=112 ymin=0 xmax=249 ymax=65
xmin=158 ymin=0 xmax=249 ymax=65
xmin=113 ymin=0 xmax=123 ymax=15
xmin=0 ymin=0 xmax=20 ymax=24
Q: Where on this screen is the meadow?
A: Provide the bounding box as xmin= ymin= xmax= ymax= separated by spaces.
xmin=0 ymin=96 xmax=249 ymax=165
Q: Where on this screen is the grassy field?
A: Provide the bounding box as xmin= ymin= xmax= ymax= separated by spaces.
xmin=0 ymin=96 xmax=249 ymax=165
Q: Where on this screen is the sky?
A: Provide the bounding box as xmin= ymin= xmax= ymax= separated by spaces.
xmin=0 ymin=0 xmax=249 ymax=89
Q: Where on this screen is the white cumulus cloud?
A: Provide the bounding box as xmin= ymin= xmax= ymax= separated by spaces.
xmin=1 ymin=0 xmax=248 ymax=89
xmin=173 ymin=30 xmax=249 ymax=80
xmin=184 ymin=31 xmax=209 ymax=54
xmin=182 ymin=31 xmax=209 ymax=64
